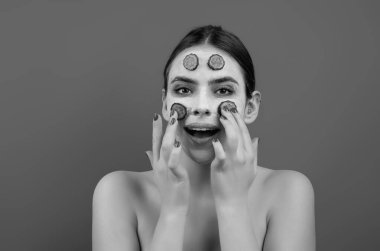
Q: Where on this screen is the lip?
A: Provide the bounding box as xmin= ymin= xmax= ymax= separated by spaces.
xmin=185 ymin=123 xmax=220 ymax=130
xmin=188 ymin=133 xmax=218 ymax=145
xmin=184 ymin=122 xmax=220 ymax=144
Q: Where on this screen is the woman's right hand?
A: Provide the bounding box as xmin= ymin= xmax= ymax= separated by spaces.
xmin=145 ymin=111 xmax=190 ymax=214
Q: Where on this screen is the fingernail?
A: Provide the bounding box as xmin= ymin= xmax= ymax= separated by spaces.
xmin=170 ymin=109 xmax=174 ymax=117
xmin=220 ymin=115 xmax=227 ymax=120
xmin=174 ymin=140 xmax=181 ymax=148
xmin=170 ymin=117 xmax=176 ymax=125
xmin=231 ymin=108 xmax=238 ymax=113
xmin=213 ymin=138 xmax=219 ymax=143
xmin=154 ymin=113 xmax=158 ymax=121
xmin=223 ymin=106 xmax=229 ymax=112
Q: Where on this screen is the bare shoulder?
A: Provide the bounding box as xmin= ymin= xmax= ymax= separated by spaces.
xmin=93 ymin=170 xmax=133 ymax=197
xmin=263 ymin=168 xmax=314 ymax=189
xmin=92 ymin=170 xmax=151 ymax=250
xmin=93 ymin=170 xmax=152 ymax=203
xmin=92 ymin=171 xmax=137 ymax=219
xmin=256 ymin=168 xmax=316 ymax=250
xmin=259 ymin=167 xmax=315 ymax=216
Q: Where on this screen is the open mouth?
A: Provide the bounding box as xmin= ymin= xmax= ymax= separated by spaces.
xmin=184 ymin=127 xmax=220 ymax=138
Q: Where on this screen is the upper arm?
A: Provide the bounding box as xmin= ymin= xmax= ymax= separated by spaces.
xmin=92 ymin=171 xmax=140 ymax=251
xmin=263 ymin=170 xmax=316 ymax=251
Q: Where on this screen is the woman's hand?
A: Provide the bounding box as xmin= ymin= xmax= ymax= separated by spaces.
xmin=145 ymin=112 xmax=190 ymax=214
xmin=210 ymin=107 xmax=259 ymax=208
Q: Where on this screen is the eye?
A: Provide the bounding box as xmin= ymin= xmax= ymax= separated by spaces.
xmin=175 ymin=87 xmax=192 ymax=95
xmin=216 ymin=88 xmax=234 ymax=95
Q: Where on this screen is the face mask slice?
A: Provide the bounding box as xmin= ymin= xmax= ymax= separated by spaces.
xmin=218 ymin=100 xmax=237 ymax=117
xmin=170 ymin=103 xmax=187 ymax=120
xmin=208 ymin=54 xmax=225 ymax=70
xmin=183 ymin=53 xmax=199 ymax=71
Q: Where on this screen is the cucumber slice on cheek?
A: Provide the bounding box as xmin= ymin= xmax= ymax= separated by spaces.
xmin=218 ymin=100 xmax=237 ymax=117
xmin=170 ymin=103 xmax=187 ymax=120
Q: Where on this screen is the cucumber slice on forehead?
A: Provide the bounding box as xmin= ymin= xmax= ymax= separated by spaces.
xmin=183 ymin=53 xmax=199 ymax=71
xmin=208 ymin=54 xmax=225 ymax=70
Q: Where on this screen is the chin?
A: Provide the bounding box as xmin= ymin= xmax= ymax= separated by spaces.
xmin=186 ymin=146 xmax=215 ymax=166
xmin=177 ymin=127 xmax=222 ymax=166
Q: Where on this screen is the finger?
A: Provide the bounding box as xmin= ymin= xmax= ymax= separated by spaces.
xmin=230 ymin=109 xmax=253 ymax=153
xmin=211 ymin=138 xmax=226 ymax=172
xmin=152 ymin=113 xmax=163 ymax=163
xmin=160 ymin=110 xmax=179 ymax=161
xmin=222 ymin=108 xmax=243 ymax=143
xmin=145 ymin=150 xmax=153 ymax=169
xmin=219 ymin=109 xmax=240 ymax=152
xmin=167 ymin=140 xmax=186 ymax=181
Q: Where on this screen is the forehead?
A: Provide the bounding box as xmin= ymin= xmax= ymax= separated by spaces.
xmin=168 ymin=45 xmax=244 ymax=83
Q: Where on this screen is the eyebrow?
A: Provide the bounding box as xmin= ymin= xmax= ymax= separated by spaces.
xmin=170 ymin=76 xmax=239 ymax=85
xmin=170 ymin=76 xmax=197 ymax=84
xmin=209 ymin=76 xmax=238 ymax=85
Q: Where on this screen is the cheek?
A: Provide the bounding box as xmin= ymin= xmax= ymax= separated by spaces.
xmin=222 ymin=98 xmax=245 ymax=114
xmin=232 ymin=93 xmax=247 ymax=114
xmin=166 ymin=97 xmax=189 ymax=109
xmin=165 ymin=96 xmax=193 ymax=118
xmin=166 ymin=91 xmax=246 ymax=115
xmin=237 ymin=102 xmax=246 ymax=114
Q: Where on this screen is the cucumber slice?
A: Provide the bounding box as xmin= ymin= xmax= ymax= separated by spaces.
xmin=170 ymin=103 xmax=187 ymax=120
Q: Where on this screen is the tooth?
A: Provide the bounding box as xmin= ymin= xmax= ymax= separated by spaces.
xmin=193 ymin=128 xmax=212 ymax=131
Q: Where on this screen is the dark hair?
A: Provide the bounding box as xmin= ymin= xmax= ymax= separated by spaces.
xmin=163 ymin=25 xmax=256 ymax=99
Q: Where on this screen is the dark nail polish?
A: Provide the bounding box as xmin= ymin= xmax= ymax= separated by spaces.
xmin=170 ymin=117 xmax=176 ymax=125
xmin=154 ymin=113 xmax=158 ymax=121
xmin=174 ymin=140 xmax=181 ymax=148
xmin=221 ymin=115 xmax=227 ymax=120
xmin=213 ymin=138 xmax=218 ymax=143
xmin=231 ymin=108 xmax=237 ymax=113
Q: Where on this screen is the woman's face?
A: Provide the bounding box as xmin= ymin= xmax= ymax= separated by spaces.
xmin=162 ymin=44 xmax=257 ymax=165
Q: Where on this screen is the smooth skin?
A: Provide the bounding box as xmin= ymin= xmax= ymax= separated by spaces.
xmin=92 ymin=45 xmax=316 ymax=251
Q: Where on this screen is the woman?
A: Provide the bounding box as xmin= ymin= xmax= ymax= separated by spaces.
xmin=92 ymin=25 xmax=316 ymax=251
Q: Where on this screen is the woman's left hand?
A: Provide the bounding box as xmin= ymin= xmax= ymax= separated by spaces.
xmin=210 ymin=106 xmax=259 ymax=207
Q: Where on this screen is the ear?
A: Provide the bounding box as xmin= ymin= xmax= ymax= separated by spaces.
xmin=161 ymin=89 xmax=170 ymax=122
xmin=243 ymin=90 xmax=261 ymax=124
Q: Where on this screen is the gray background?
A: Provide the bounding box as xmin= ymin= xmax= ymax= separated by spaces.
xmin=1 ymin=0 xmax=379 ymax=250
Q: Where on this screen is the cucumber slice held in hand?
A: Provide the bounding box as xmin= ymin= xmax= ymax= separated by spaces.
xmin=170 ymin=103 xmax=187 ymax=120
xmin=218 ymin=100 xmax=237 ymax=117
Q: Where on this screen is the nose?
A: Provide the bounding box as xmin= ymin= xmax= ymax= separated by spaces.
xmin=190 ymin=94 xmax=212 ymax=117
xmin=191 ymin=107 xmax=211 ymax=116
